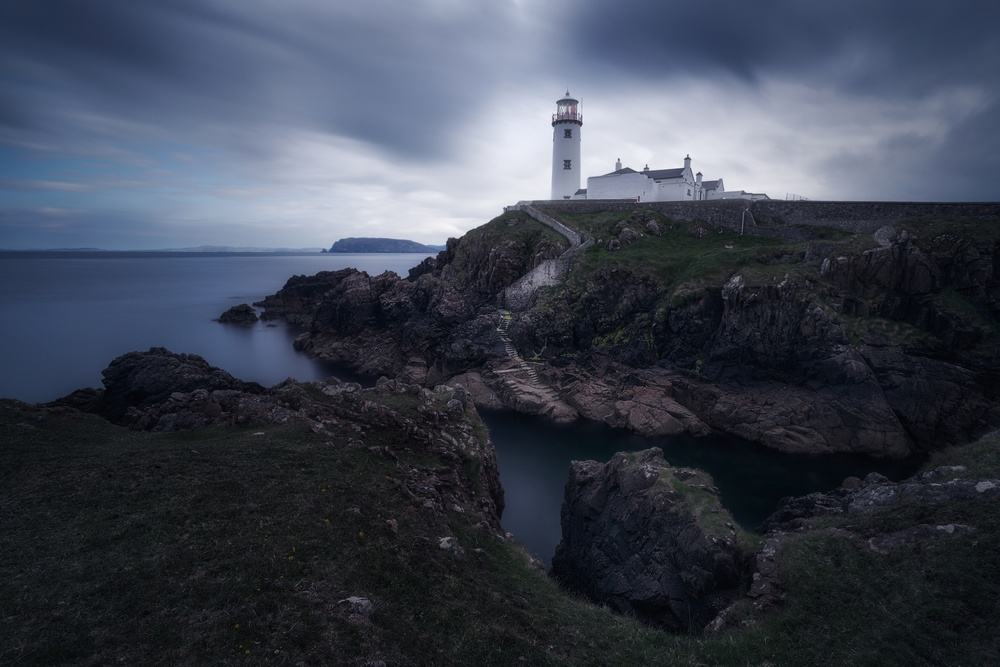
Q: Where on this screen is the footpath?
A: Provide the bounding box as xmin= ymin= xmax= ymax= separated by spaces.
xmin=491 ymin=309 xmax=576 ymax=421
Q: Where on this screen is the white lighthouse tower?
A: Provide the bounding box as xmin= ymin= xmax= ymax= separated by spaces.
xmin=550 ymin=91 xmax=582 ymax=200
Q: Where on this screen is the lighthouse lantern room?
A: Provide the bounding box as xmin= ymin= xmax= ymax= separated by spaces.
xmin=550 ymin=91 xmax=583 ymax=200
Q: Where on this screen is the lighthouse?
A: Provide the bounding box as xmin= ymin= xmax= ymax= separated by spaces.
xmin=550 ymin=91 xmax=582 ymax=200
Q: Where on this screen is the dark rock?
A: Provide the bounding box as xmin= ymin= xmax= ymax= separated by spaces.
xmin=759 ymin=467 xmax=1000 ymax=533
xmin=217 ymin=303 xmax=258 ymax=325
xmin=97 ymin=347 xmax=265 ymax=425
xmin=551 ymin=448 xmax=744 ymax=633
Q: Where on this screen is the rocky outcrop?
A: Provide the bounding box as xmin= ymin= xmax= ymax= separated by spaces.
xmin=759 ymin=464 xmax=1000 ymax=534
xmin=702 ymin=454 xmax=1000 ymax=633
xmin=51 ymin=347 xmax=506 ymax=533
xmin=255 ymin=208 xmax=1000 ymax=458
xmin=550 ymin=448 xmax=745 ymax=633
xmin=217 ymin=303 xmax=259 ymax=325
xmin=95 ymin=347 xmax=267 ymax=426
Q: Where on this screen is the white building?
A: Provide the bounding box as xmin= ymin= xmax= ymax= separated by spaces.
xmin=583 ymin=155 xmax=768 ymax=202
xmin=550 ymin=91 xmax=582 ymax=200
xmin=548 ymin=93 xmax=768 ymax=202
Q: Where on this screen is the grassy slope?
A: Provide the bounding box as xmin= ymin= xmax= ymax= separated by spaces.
xmin=539 ymin=208 xmax=999 ymax=355
xmin=448 ymin=211 xmax=566 ymax=287
xmin=3 ymin=395 xmax=999 ymax=665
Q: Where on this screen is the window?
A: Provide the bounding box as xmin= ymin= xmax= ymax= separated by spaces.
xmin=687 ymin=189 xmax=691 ymax=196
xmin=564 ymin=129 xmax=572 ymax=139
xmin=563 ymin=159 xmax=572 ymax=170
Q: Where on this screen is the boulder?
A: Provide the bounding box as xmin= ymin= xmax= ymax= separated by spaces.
xmin=98 ymin=347 xmax=265 ymax=424
xmin=550 ymin=448 xmax=745 ymax=633
xmin=217 ymin=303 xmax=258 ymax=325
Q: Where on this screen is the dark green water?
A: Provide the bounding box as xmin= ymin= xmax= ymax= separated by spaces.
xmin=481 ymin=408 xmax=922 ymax=566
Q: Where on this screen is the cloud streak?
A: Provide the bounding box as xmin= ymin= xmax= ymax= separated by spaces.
xmin=1 ymin=0 xmax=997 ymax=249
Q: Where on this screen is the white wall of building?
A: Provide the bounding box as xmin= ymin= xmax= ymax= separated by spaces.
xmin=586 ymin=171 xmax=648 ymax=200
xmin=551 ymin=121 xmax=582 ymax=200
xmin=652 ymin=178 xmax=694 ymax=201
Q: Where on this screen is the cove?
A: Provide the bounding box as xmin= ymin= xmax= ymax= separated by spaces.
xmin=481 ymin=408 xmax=922 ymax=566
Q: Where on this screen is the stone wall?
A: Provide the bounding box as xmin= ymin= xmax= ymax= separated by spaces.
xmin=502 ymin=258 xmax=568 ymax=311
xmin=526 ymin=199 xmax=1000 ymax=239
xmin=501 ymin=202 xmax=594 ymax=311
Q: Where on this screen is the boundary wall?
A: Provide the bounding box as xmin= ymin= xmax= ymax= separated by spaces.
xmin=501 ymin=202 xmax=594 ymax=311
xmin=526 ymin=199 xmax=1000 ymax=240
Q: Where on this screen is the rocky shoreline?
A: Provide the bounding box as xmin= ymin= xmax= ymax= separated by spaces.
xmin=252 ymin=208 xmax=1000 ymax=459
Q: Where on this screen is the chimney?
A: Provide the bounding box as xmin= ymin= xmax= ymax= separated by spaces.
xmin=615 ymin=158 xmax=622 ymax=171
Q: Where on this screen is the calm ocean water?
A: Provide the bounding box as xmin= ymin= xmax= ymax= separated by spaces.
xmin=0 ymin=252 xmax=427 ymax=403
xmin=0 ymin=251 xmax=916 ymax=565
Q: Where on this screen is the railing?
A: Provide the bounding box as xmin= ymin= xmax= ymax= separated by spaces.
xmin=552 ymin=112 xmax=582 ymax=123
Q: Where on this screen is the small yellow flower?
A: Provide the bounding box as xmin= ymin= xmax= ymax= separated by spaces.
xmin=288 ymin=556 xmax=294 ymax=561
xmin=359 ymin=531 xmax=364 ymax=537
xmin=235 ymin=624 xmax=239 ymax=628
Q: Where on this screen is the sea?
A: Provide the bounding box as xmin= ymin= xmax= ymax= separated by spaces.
xmin=0 ymin=251 xmax=916 ymax=565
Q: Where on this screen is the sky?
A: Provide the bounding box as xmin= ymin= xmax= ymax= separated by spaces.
xmin=1 ymin=0 xmax=998 ymax=250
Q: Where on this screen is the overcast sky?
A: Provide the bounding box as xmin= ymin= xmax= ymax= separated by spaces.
xmin=2 ymin=0 xmax=998 ymax=250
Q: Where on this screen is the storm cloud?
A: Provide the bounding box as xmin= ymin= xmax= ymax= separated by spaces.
xmin=1 ymin=0 xmax=997 ymax=249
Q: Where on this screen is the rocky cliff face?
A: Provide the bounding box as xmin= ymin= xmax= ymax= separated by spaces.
xmin=550 ymin=448 xmax=746 ymax=633
xmin=256 ymin=209 xmax=1000 ymax=458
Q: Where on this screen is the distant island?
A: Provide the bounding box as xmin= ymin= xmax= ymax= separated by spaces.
xmin=324 ymin=237 xmax=444 ymax=253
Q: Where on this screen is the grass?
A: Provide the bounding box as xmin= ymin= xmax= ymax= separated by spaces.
xmin=448 ymin=211 xmax=566 ymax=287
xmin=3 ymin=399 xmax=1000 ymax=664
xmin=521 ymin=208 xmax=999 ymax=362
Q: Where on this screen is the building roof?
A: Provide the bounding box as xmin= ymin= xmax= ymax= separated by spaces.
xmin=575 ymin=188 xmax=588 ymax=195
xmin=598 ymin=167 xmax=639 ymax=177
xmin=645 ymin=167 xmax=685 ymax=181
xmin=701 ymin=179 xmax=721 ymax=190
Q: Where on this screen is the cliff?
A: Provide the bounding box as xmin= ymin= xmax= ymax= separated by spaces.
xmin=259 ymin=206 xmax=1000 ymax=459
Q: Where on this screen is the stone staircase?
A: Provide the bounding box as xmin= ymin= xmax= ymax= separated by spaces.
xmin=493 ymin=310 xmax=562 ymax=406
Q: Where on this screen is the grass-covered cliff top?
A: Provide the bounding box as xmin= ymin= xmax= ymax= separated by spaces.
xmin=534 ymin=207 xmax=999 ymax=355
xmin=3 ymin=391 xmax=999 ymax=665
